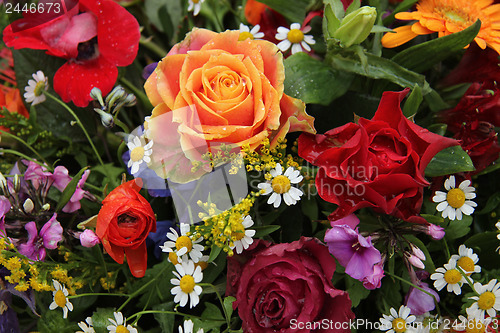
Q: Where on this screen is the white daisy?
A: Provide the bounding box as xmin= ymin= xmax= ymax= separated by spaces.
xmin=24 ymin=70 xmax=48 ymax=105
xmin=456 ymin=315 xmax=492 ymax=332
xmin=127 ymin=134 xmax=153 ymax=176
xmin=430 ymin=258 xmax=467 ymax=295
xmin=229 ymin=215 xmax=256 ymax=254
xmin=432 ymin=175 xmax=477 ymax=221
xmin=77 ymin=317 xmax=95 ymax=333
xmin=379 ymin=305 xmax=416 ymax=333
xmin=450 ymin=244 xmax=481 ymax=276
xmin=48 ymin=280 xmax=73 ymax=319
xmin=179 ymin=319 xmax=204 ymax=333
xmin=258 ymin=163 xmax=303 ymax=208
xmin=171 ymin=260 xmax=203 ymax=308
xmin=160 ymin=224 xmax=204 ymax=263
xmin=187 ymin=0 xmax=204 ymax=16
xmin=107 ymin=312 xmax=138 ymax=333
xmin=275 ymin=23 xmax=316 ymax=54
xmin=466 ymin=279 xmax=500 ymax=320
xmin=238 ymin=23 xmax=265 ymax=41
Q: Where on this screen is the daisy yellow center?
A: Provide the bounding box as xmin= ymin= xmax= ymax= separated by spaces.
xmin=175 ymin=236 xmax=193 ymax=252
xmin=457 ymin=256 xmax=475 ymax=275
xmin=478 ymin=291 xmax=496 ymax=310
xmin=444 ymin=269 xmax=461 ymax=284
xmin=180 ymin=275 xmax=195 ymax=293
xmin=130 ymin=146 xmax=145 ymax=162
xmin=34 ymin=81 xmax=46 ymax=97
xmin=168 ymin=252 xmax=179 ymax=265
xmin=392 ymin=318 xmax=406 ymax=333
xmin=271 ymin=175 xmax=291 ymax=194
xmin=195 ymin=261 xmax=208 ymax=270
xmin=447 ymin=188 xmax=466 ymax=208
xmin=287 ymin=29 xmax=304 ymax=44
xmin=192 ymin=0 xmax=200 ymax=3
xmin=54 ymin=290 xmax=67 ymax=308
xmin=231 ymin=222 xmax=246 ymax=241
xmin=238 ymin=31 xmax=254 ymax=41
xmin=465 ymin=320 xmax=485 ymax=333
xmin=116 ymin=325 xmax=129 ymax=333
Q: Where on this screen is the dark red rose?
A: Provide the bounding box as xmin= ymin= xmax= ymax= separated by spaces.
xmin=227 ymin=237 xmax=354 ymax=333
xmin=3 ymin=0 xmax=140 ymax=107
xmin=96 ymin=179 xmax=156 ymax=278
xmin=299 ymin=89 xmax=458 ymax=223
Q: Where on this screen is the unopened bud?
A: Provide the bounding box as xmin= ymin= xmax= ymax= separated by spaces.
xmin=90 ymin=87 xmax=105 ymax=107
xmin=13 ymin=174 xmax=20 ymax=193
xmin=124 ymin=94 xmax=137 ymax=107
xmin=333 ymin=6 xmax=377 ymax=47
xmin=94 ymin=108 xmax=114 ymax=128
xmin=406 ymin=252 xmax=425 ymax=269
xmin=23 ymin=198 xmax=34 ymax=214
xmin=106 ymin=86 xmax=125 ymax=107
xmin=41 ymin=203 xmax=51 ymax=211
xmin=426 ymin=223 xmax=445 ymax=240
xmin=410 ymin=244 xmax=426 ymax=261
xmin=0 ymin=172 xmax=7 ymax=193
xmin=80 ymin=229 xmax=100 ymax=248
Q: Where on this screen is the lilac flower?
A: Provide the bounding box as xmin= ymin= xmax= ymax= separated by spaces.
xmin=18 ymin=214 xmax=63 ymax=261
xmin=405 ymin=281 xmax=440 ymax=315
xmin=362 ymin=260 xmax=385 ymax=290
xmin=330 ymin=214 xmax=360 ymax=229
xmin=0 ymin=196 xmax=10 ymax=219
xmin=426 ymin=223 xmax=445 ymax=240
xmin=79 ymin=229 xmax=100 ymax=248
xmin=23 ymin=160 xmax=52 ymax=189
xmin=62 ymin=170 xmax=90 ymax=213
xmin=324 ymin=224 xmax=382 ymax=282
xmin=142 ymin=62 xmax=158 ymax=80
xmin=50 ymin=166 xmax=72 ymax=192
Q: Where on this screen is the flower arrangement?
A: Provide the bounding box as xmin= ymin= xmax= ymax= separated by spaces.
xmin=0 ymin=0 xmax=500 ymax=332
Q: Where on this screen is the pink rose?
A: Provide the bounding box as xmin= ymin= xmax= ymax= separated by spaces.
xmin=227 ymin=237 xmax=354 ymax=333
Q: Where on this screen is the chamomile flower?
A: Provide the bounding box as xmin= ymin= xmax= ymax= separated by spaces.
xmin=188 ymin=0 xmax=204 ymax=16
xmin=430 ymin=258 xmax=467 ymax=295
xmin=433 ymin=175 xmax=477 ymax=220
xmin=379 ymin=305 xmax=416 ymax=333
xmin=258 ymin=163 xmax=303 ymax=208
xmin=127 ymin=134 xmax=153 ymax=176
xmin=24 ymin=70 xmax=48 ymax=105
xmin=229 ymin=215 xmax=256 ymax=254
xmin=48 ymin=280 xmax=73 ymax=319
xmin=77 ymin=317 xmax=95 ymax=333
xmin=171 ymin=260 xmax=203 ymax=308
xmin=160 ymin=223 xmax=204 ymax=263
xmin=179 ymin=319 xmax=204 ymax=333
xmin=466 ymin=279 xmax=500 ymax=320
xmin=456 ymin=315 xmax=492 ymax=332
xmin=275 ymin=23 xmax=315 ymax=54
xmin=450 ymin=244 xmax=481 ymax=276
xmin=238 ymin=23 xmax=264 ymax=41
xmin=107 ymin=312 xmax=137 ymax=333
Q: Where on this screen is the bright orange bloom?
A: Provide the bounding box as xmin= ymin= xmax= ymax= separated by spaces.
xmin=381 ymin=0 xmax=500 ymax=54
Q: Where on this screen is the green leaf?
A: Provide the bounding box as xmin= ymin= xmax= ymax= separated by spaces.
xmin=92 ymin=163 xmax=124 ymax=189
xmin=444 ymin=215 xmax=473 ymax=240
xmin=421 ymin=214 xmax=445 ymax=225
xmin=91 ymin=308 xmax=118 ymax=333
xmin=256 ymin=0 xmax=309 ymax=22
xmin=477 ymin=191 xmax=500 ymax=214
xmin=223 ymin=296 xmax=236 ymax=319
xmin=425 ymin=146 xmax=475 ymax=177
xmin=345 ymin=276 xmax=371 ymax=307
xmin=55 ymin=166 xmax=89 ymax=212
xmin=38 ymin=310 xmax=78 ymax=333
xmin=144 ymin=0 xmax=182 ymax=38
xmin=464 ymin=232 xmax=500 ymax=270
xmin=153 ymin=302 xmax=175 ymax=333
xmin=402 ymin=85 xmax=422 ymax=117
xmin=252 ymin=225 xmax=281 ymax=238
xmin=301 ymin=196 xmax=318 ymax=221
xmin=208 ymin=243 xmax=223 ymax=263
xmin=202 ymin=303 xmax=224 ymax=320
xmin=391 ymin=20 xmax=481 ymax=73
xmin=427 ymin=124 xmax=447 ymax=136
xmin=326 ymin=51 xmax=431 ymax=94
xmin=284 ymin=52 xmax=353 ymax=105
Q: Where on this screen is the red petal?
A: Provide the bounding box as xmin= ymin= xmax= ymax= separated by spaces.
xmin=53 ymin=57 xmax=117 ymax=107
xmin=124 ymin=243 xmax=148 ymax=278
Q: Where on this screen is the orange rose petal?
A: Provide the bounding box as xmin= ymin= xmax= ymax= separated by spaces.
xmin=144 ymin=70 xmax=162 ymax=107
xmin=260 ymin=79 xmax=281 ymax=131
xmin=381 ymin=25 xmax=419 ymax=48
xmin=156 ymin=54 xmax=187 ymax=109
xmin=168 ymin=28 xmax=218 ymax=55
xmin=251 ymin=39 xmax=285 ymax=93
xmin=274 ymin=93 xmax=315 ymax=143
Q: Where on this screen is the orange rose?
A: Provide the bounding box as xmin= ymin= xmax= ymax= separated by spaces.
xmin=0 ymin=88 xmax=29 ymax=133
xmin=144 ymin=28 xmax=315 ymax=183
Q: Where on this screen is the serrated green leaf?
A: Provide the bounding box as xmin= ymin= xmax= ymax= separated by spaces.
xmin=444 ymin=215 xmax=473 ymax=240
xmin=425 ymin=146 xmax=475 ymax=177
xmin=284 ymin=52 xmax=353 ymax=105
xmin=402 ymin=85 xmax=422 ymax=117
xmin=153 ymin=302 xmax=175 ymax=333
xmin=256 ymin=0 xmax=309 ymax=23
xmin=91 ymin=308 xmax=117 ymax=333
xmin=391 ymin=20 xmax=481 ymax=73
xmin=252 ymin=225 xmax=281 ymax=238
xmin=38 ymin=310 xmax=77 ymax=333
xmin=55 ymin=166 xmax=89 ymax=212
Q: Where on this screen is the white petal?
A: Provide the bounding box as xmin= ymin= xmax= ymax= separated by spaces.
xmin=277 ymin=26 xmax=290 ymax=35
xmin=290 ymin=23 xmax=301 ymax=30
xmin=301 ymin=41 xmax=311 ymax=52
xmin=273 ymin=194 xmax=282 ymax=208
xmin=277 ymin=40 xmax=291 ymax=52
xmin=291 ymin=43 xmax=303 ymax=54
xmin=436 ymin=201 xmax=449 ymax=211
xmin=303 ymin=35 xmax=315 ymax=44
xmin=460 ymin=204 xmax=474 ymax=215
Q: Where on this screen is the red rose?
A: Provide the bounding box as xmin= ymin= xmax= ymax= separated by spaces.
xmin=299 ymin=89 xmax=458 ymax=223
xmin=3 ymin=0 xmax=140 ymax=107
xmin=227 ymin=237 xmax=354 ymax=333
xmin=96 ymin=180 xmax=156 ymax=278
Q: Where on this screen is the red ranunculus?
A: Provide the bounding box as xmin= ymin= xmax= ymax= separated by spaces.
xmin=3 ymin=0 xmax=140 ymax=107
xmin=227 ymin=237 xmax=354 ymax=333
xmin=96 ymin=179 xmax=156 ymax=278
xmin=299 ymin=89 xmax=458 ymax=224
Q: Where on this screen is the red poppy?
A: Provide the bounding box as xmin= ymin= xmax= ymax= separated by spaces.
xmin=96 ymin=179 xmax=156 ymax=278
xmin=3 ymin=0 xmax=140 ymax=107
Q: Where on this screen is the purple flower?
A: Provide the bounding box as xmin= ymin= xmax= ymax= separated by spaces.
xmin=50 ymin=166 xmax=72 ymax=192
xmin=142 ymin=62 xmax=158 ymax=80
xmin=62 ymin=170 xmax=90 ymax=213
xmin=330 ymin=214 xmax=360 ymax=228
xmin=122 ymin=150 xmax=170 ymax=197
xmin=79 ymin=229 xmax=100 ymax=248
xmin=405 ymin=281 xmax=440 ymax=315
xmin=18 ymin=214 xmax=63 ymax=261
xmin=426 ymin=223 xmax=445 ymax=240
xmin=324 ymin=224 xmax=382 ymax=282
xmin=23 ymin=160 xmax=52 ymax=190
xmin=0 ymin=197 xmax=10 ymax=219
xmin=362 ymin=260 xmax=385 ymax=290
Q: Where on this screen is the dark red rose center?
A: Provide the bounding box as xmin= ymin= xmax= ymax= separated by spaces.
xmin=117 ymin=213 xmax=139 ymax=239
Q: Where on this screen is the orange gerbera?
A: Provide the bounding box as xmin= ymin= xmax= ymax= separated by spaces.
xmin=381 ymin=0 xmax=500 ymax=54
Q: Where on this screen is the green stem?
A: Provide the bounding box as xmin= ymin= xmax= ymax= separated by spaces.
xmin=456 ymin=266 xmax=479 ymax=295
xmin=127 ymin=310 xmax=225 ymax=322
xmin=119 ymin=77 xmax=153 ymax=111
xmin=442 ymin=238 xmax=451 ymax=259
xmin=45 ymin=92 xmax=104 ymax=165
xmin=199 ymin=283 xmax=231 ymax=329
xmin=385 ymin=271 xmax=441 ymax=318
xmin=0 ymin=130 xmax=48 ymax=164
xmin=68 ymin=292 xmax=129 ymax=299
xmin=139 ymin=36 xmax=168 ymax=58
xmin=114 ymin=118 xmax=130 ymax=133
